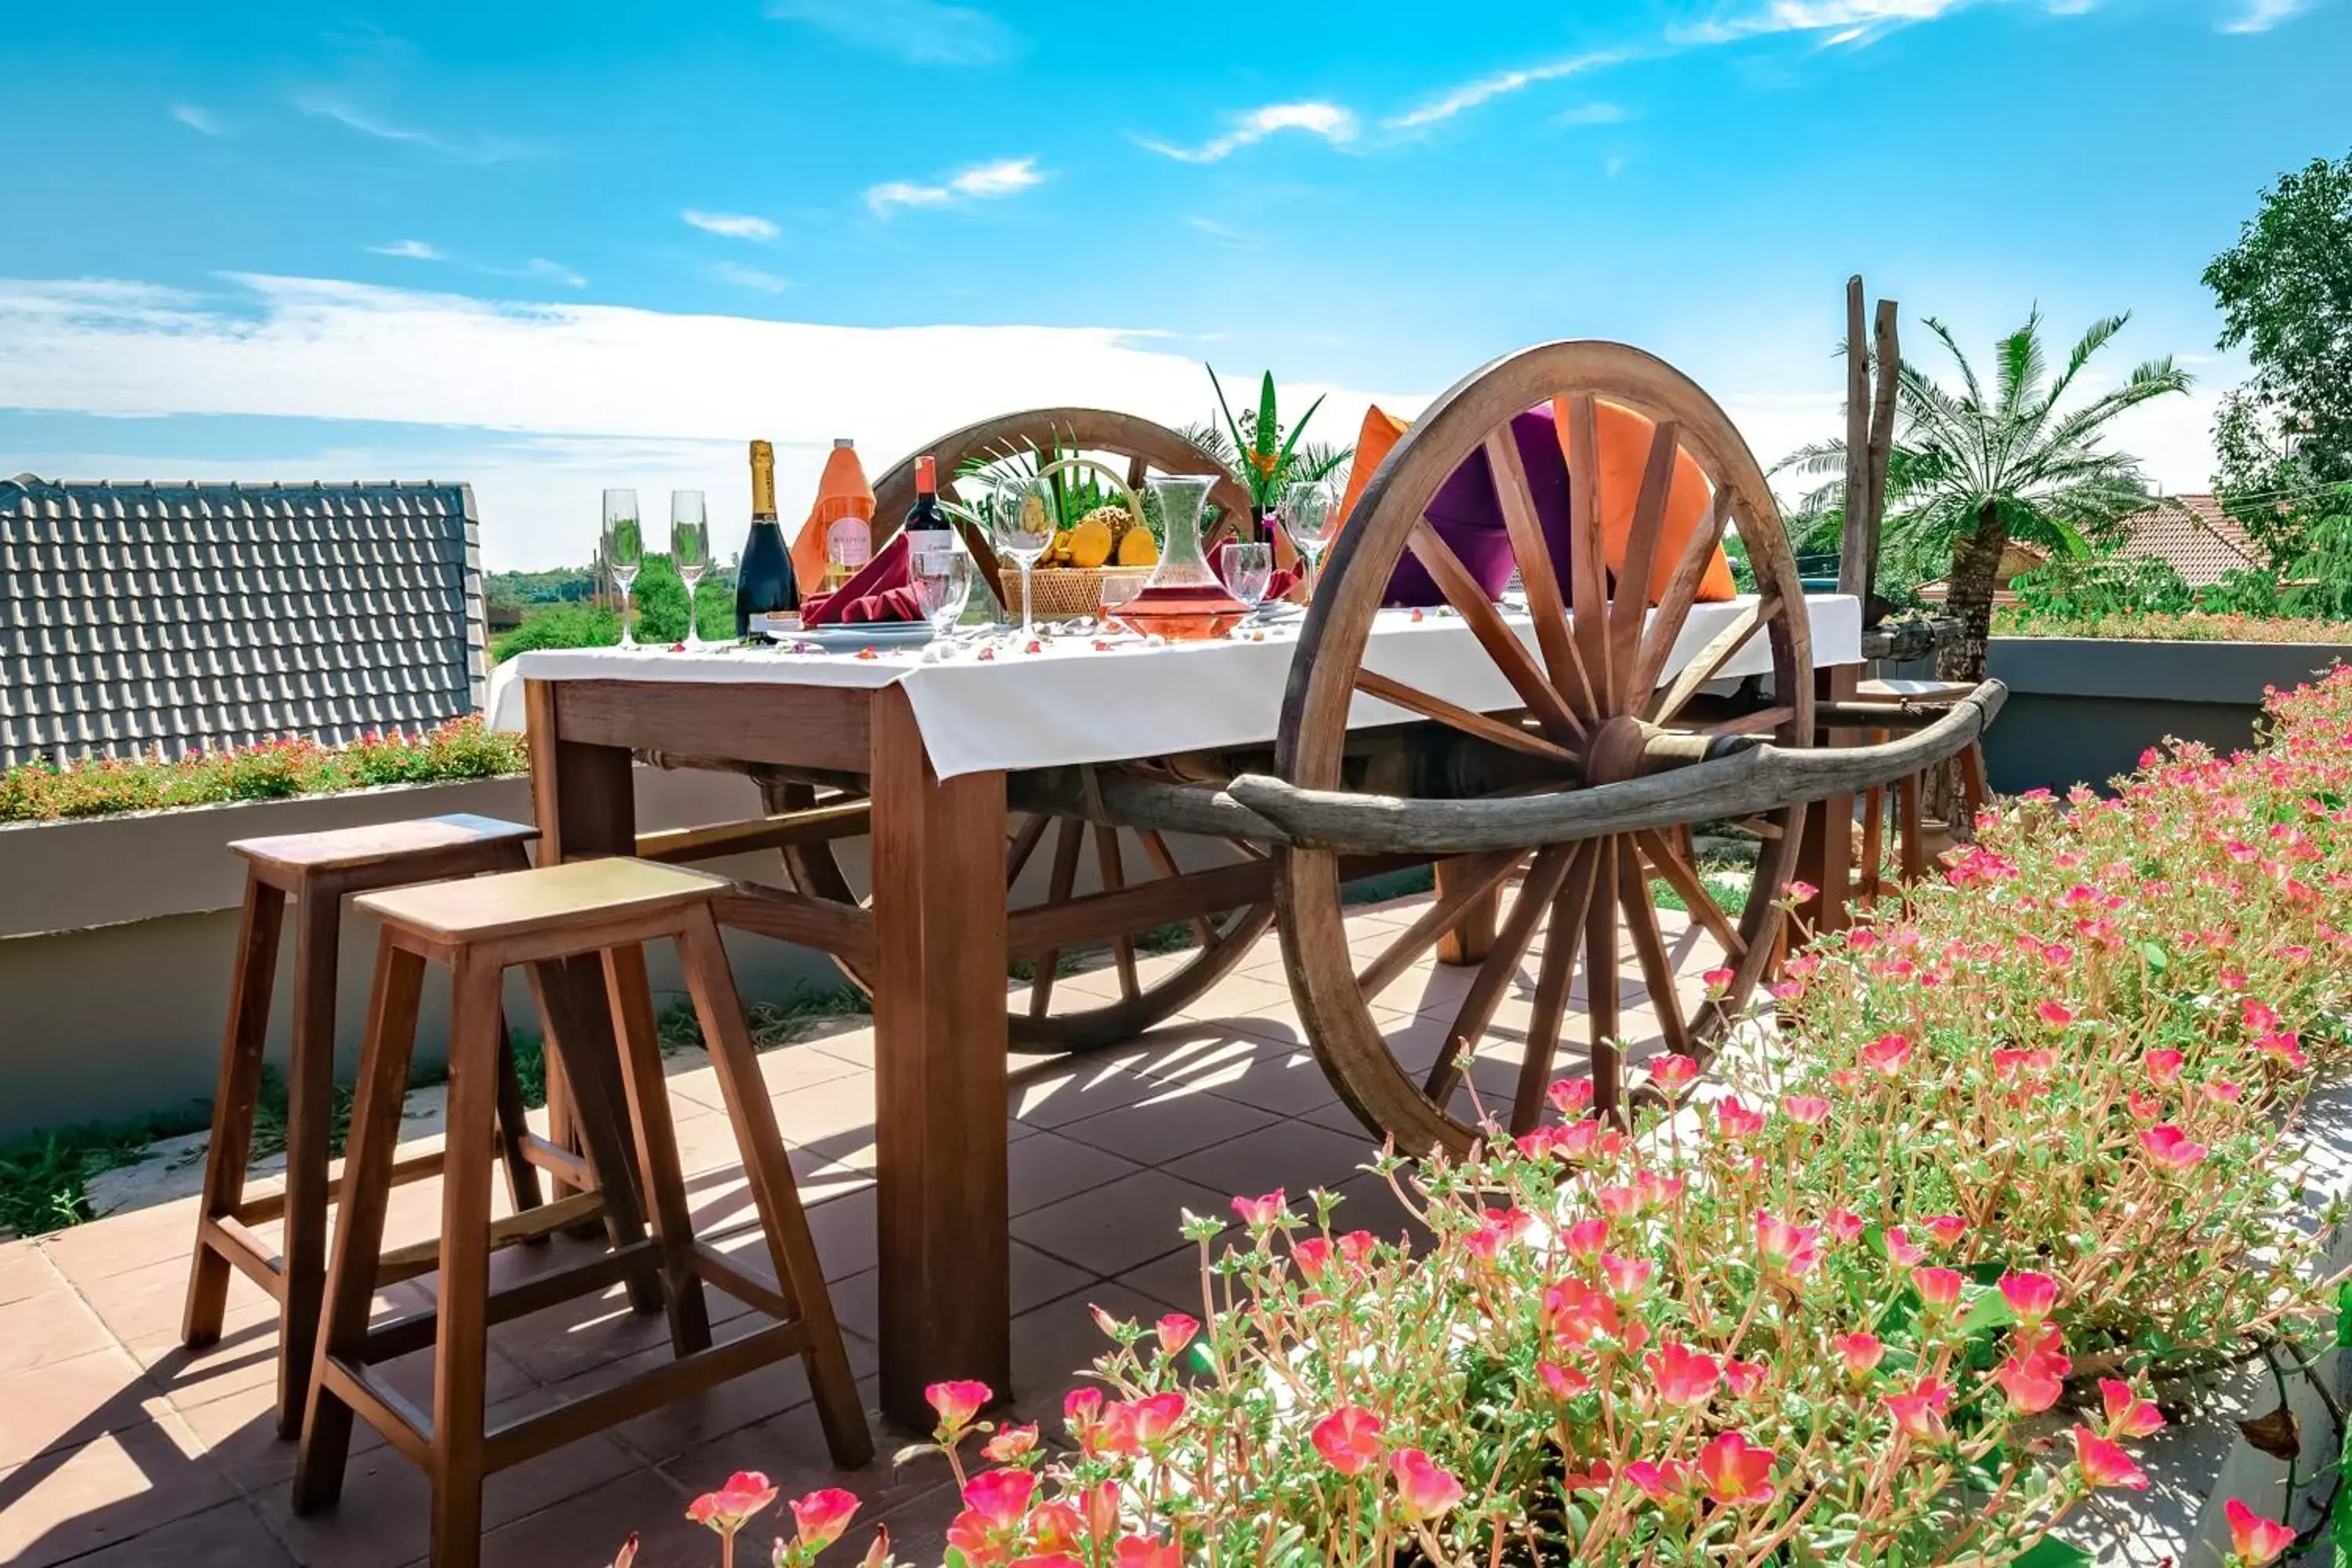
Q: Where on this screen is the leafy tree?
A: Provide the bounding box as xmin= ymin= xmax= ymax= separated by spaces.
xmin=1780 ymin=310 xmax=2190 ymax=681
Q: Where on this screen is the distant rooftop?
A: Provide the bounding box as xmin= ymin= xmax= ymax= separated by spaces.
xmin=0 ymin=477 xmax=485 ymax=770
xmin=2115 ymin=492 xmax=2262 ymax=588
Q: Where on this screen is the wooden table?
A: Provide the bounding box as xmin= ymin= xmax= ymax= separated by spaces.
xmin=522 ymin=676 xmax=1007 ymax=1429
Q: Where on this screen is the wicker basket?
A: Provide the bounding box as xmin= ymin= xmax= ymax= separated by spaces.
xmin=1000 ymin=565 xmax=1152 ymax=622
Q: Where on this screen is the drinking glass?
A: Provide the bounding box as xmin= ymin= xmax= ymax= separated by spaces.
xmin=911 ymin=543 xmax=974 ymax=637
xmin=671 ymin=489 xmax=710 ymax=648
xmin=989 ymin=474 xmax=1057 ymax=641
xmin=1279 ymin=477 xmax=1342 ymax=601
xmin=602 ymin=488 xmax=644 ymax=648
xmin=1219 ymin=541 xmax=1274 ymax=616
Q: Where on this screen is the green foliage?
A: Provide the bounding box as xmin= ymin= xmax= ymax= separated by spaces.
xmin=1195 ymin=365 xmax=1348 ymax=523
xmin=2011 ymin=551 xmax=2194 ymax=619
xmin=492 ymin=604 xmax=621 ymax=661
xmin=0 ymin=1120 xmax=181 ymax=1238
xmin=488 ymin=566 xmax=601 ymax=606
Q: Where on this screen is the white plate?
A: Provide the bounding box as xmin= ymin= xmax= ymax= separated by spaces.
xmin=778 ymin=622 xmax=937 ymax=649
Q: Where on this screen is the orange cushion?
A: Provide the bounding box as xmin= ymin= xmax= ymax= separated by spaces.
xmin=1552 ymin=398 xmax=1737 ymax=604
xmin=1335 ymin=405 xmax=1410 ymax=532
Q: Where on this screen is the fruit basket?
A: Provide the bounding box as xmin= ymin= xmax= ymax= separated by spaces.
xmin=976 ymin=452 xmax=1164 ymax=621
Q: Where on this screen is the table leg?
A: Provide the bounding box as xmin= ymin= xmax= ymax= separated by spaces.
xmin=869 ymin=688 xmax=1011 ymax=1428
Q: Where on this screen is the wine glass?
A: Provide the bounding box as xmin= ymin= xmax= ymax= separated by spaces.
xmin=989 ymin=474 xmax=1057 ymax=641
xmin=1279 ymin=477 xmax=1343 ymax=600
xmin=671 ymin=489 xmax=710 ymax=648
xmin=602 ymin=488 xmax=644 ymax=648
xmin=911 ymin=543 xmax=974 ymax=638
xmin=1218 ymin=541 xmax=1274 ymax=619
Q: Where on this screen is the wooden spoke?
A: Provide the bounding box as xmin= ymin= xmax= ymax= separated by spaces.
xmin=1626 ymin=488 xmax=1733 ymax=705
xmin=1407 ymin=518 xmax=1587 ymax=742
xmin=1093 ymin=826 xmax=1141 ymax=1002
xmin=1693 ymin=705 xmax=1798 ymax=739
xmin=1356 ymin=849 xmax=1522 ymax=1000
xmin=1137 ymin=830 xmax=1218 ymax=947
xmin=1617 ymin=847 xmax=1693 ymax=1061
xmin=1508 ymin=845 xmax=1606 ymax=1137
xmin=1484 ymin=426 xmax=1596 ymax=717
xmin=1005 ymin=813 xmax=1051 ymax=887
xmin=1028 ymin=818 xmax=1085 ymax=1018
xmin=1608 ymin=418 xmax=1681 ymax=713
xmin=1422 ymin=844 xmax=1576 ymax=1105
xmin=1648 ymin=594 xmax=1781 ymax=725
xmin=1559 ymin=394 xmax=1615 ymax=716
xmin=1633 ymin=827 xmax=1746 ymax=962
xmin=1356 ymin=670 xmax=1578 ymax=767
xmin=1587 ymin=837 xmax=1624 ymax=1119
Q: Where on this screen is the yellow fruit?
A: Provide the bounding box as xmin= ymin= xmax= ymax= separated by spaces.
xmin=1079 ymin=503 xmax=1134 ymax=544
xmin=1065 ymin=519 xmax=1114 ymax=569
xmin=1117 ymin=528 xmax=1160 ymax=567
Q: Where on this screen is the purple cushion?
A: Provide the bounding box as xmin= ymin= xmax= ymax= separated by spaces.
xmin=1382 ymin=405 xmax=1575 ymax=606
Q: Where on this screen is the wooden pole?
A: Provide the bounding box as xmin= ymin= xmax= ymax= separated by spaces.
xmin=1838 ymin=277 xmax=1873 ymax=605
xmin=1863 ymin=298 xmax=1900 ymax=605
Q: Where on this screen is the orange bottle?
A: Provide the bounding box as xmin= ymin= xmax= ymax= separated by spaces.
xmin=790 ymin=437 xmax=876 ymax=597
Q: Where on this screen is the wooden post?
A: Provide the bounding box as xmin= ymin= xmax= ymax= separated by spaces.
xmin=1432 ymin=857 xmax=1498 ymax=965
xmin=1839 ymin=277 xmax=1873 ymax=606
xmin=1865 ymin=298 xmax=1900 ymax=596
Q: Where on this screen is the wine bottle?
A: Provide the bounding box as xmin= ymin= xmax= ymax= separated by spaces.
xmin=902 ymin=455 xmax=950 ymax=555
xmin=735 ymin=439 xmax=799 ymax=640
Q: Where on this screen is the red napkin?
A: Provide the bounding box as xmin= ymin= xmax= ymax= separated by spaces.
xmin=1211 ymin=540 xmax=1301 ymax=605
xmin=804 ymin=532 xmax=923 ymax=625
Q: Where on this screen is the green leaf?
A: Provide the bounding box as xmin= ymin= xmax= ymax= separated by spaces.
xmin=2009 ymin=1537 xmax=2094 ymax=1567
xmin=2140 ymin=942 xmax=2169 ymax=972
xmin=1958 ymin=1282 xmax=2016 ymax=1336
xmin=1255 ymin=371 xmax=1279 ymax=464
xmin=2336 ymin=1278 xmax=2352 ymax=1346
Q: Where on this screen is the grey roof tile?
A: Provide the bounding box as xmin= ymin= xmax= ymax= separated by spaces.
xmin=0 ymin=476 xmax=485 ymax=767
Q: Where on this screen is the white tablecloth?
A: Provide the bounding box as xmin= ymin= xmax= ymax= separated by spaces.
xmin=490 ymin=593 xmax=1860 ymax=781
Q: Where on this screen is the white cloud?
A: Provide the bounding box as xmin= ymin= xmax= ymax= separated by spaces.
xmin=866 ymin=156 xmax=1043 ymax=216
xmin=683 ymin=210 xmax=779 ymax=241
xmin=0 ymin=273 xmax=1413 ymax=568
xmin=1555 ymin=102 xmax=1632 ymax=127
xmin=292 ymin=89 xmax=536 ymax=162
xmin=510 ymin=259 xmax=586 ymax=289
xmin=2219 ymin=0 xmax=2310 ymax=30
xmin=1142 ymin=102 xmax=1358 ymax=164
xmin=1185 ymin=216 xmax=1259 ymax=248
xmin=1389 ymin=52 xmax=1629 ymax=130
xmin=710 ymin=262 xmax=791 ymax=293
xmin=764 ymin=0 xmax=1018 ymax=64
xmin=367 ymin=239 xmax=446 ymax=261
xmin=169 ymin=103 xmax=223 ymax=136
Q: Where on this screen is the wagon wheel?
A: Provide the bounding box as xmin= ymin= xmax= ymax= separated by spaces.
xmin=1270 ymin=341 xmax=1813 ymax=1156
xmin=760 ymin=779 xmax=1273 ymax=1052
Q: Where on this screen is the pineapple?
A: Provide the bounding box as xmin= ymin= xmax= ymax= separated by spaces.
xmin=1079 ymin=502 xmax=1134 ymax=547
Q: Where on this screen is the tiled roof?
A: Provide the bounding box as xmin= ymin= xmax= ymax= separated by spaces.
xmin=0 ymin=476 xmax=485 ymax=768
xmin=2116 ymin=493 xmax=2262 ymax=588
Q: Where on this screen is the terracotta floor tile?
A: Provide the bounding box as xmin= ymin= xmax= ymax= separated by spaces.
xmin=768 ymin=1073 xmax=883 ymax=1150
xmin=167 ymin=1367 xmax=387 ymax=1490
xmin=0 ymin=1242 xmax=67 ymax=1307
xmin=863 ymin=1476 xmax=966 ymax=1563
xmin=60 ymin=1499 xmax=294 ymax=1568
xmin=1010 ymin=1171 xmax=1228 ymax=1277
xmin=0 ymin=1345 xmax=165 ymax=1468
xmin=0 ymin=1287 xmax=118 ymax=1378
xmin=479 ymin=1465 xmax=699 ymax=1568
xmin=1164 ymin=1120 xmax=1377 ymax=1201
xmin=1002 ymin=1281 xmax=1165 ymax=1427
xmin=71 ymin=1252 xmax=273 ymax=1352
xmin=1109 ymin=1243 xmax=1220 ymax=1316
xmin=662 ymin=1375 xmax=937 ymax=1531
xmin=38 ymin=1200 xmax=199 ymax=1286
xmin=1007 ymin=1130 xmax=1143 ymax=1215
xmin=1055 ymin=1083 xmax=1281 ymax=1168
xmin=825 ymin=1242 xmax=1091 ymax=1345
xmin=1007 ymin=1058 xmax=1166 ymax=1131
xmin=0 ymin=1417 xmax=237 ymax=1568
xmin=1174 ymin=971 xmax=1305 ymax=1022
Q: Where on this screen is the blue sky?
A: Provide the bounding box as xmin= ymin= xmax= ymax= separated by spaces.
xmin=2 ymin=0 xmax=2343 ymax=567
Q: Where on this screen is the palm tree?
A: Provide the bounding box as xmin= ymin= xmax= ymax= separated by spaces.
xmin=1781 ymin=310 xmax=2191 ymax=681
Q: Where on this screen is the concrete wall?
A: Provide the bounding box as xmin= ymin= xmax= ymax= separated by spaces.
xmin=0 ymin=771 xmax=851 ymax=1142
xmin=1879 ymin=637 xmax=2351 ymax=796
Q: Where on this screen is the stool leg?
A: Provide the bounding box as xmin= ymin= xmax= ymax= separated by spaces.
xmin=524 ymin=960 xmax=663 ymax=1312
xmin=1897 ymin=770 xmax=1927 ymax=884
xmin=183 ymin=872 xmax=285 ymax=1347
xmin=492 ymin=1010 xmax=546 ymax=1221
xmin=678 ymin=906 xmax=873 ymax=1468
xmin=278 ymin=887 xmax=345 ymax=1437
xmin=430 ymin=953 xmax=506 ymax=1568
xmin=295 ymin=933 xmax=426 ymax=1515
xmin=1958 ymin=742 xmax=1991 ymax=824
xmin=602 ymin=942 xmax=712 ymax=1356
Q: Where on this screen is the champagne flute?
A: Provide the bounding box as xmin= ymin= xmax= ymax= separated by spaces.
xmin=1279 ymin=477 xmax=1343 ymax=600
xmin=671 ymin=489 xmax=710 ymax=648
xmin=990 ymin=474 xmax=1057 ymax=642
xmin=602 ymin=488 xmax=644 ymax=648
xmin=1218 ymin=541 xmax=1274 ymax=621
xmin=911 ymin=542 xmax=974 ymax=638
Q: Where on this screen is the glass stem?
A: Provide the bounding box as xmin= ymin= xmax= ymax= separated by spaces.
xmin=681 ymin=575 xmax=702 ymax=647
xmin=1018 ymin=561 xmax=1036 ymax=641
xmin=619 ymin=586 xmax=635 ymax=648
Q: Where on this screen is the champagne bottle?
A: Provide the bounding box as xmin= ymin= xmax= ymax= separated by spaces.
xmin=735 ymin=439 xmax=799 ymax=640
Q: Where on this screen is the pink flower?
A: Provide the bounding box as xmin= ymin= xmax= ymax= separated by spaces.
xmin=2100 ymin=1379 xmax=2165 ymax=1439
xmin=1562 ymin=1217 xmax=1609 ymax=1258
xmin=1998 ymin=1271 xmax=2059 ymax=1323
xmin=1624 ymin=1457 xmax=1690 ymax=1504
xmin=1547 ymin=1076 xmax=1595 ymax=1115
xmin=1114 ymin=1539 xmax=1181 ymax=1568
xmin=1885 ymin=1379 xmax=1954 ymax=1443
xmin=1912 ymin=1265 xmax=1965 ymax=1315
xmin=2145 ymin=1049 xmax=2186 ymax=1086
xmin=2140 ymin=1124 xmax=2210 ymax=1173
xmin=1650 ymin=1053 xmax=1700 ymax=1091
xmin=1126 ymin=1391 xmax=1185 ymax=1446
xmin=1921 ymin=1214 xmax=1967 ymax=1250
xmin=1883 ymin=1226 xmax=1926 ymax=1268
xmin=926 ymin=1380 xmax=992 ymax=1433
xmin=961 ymin=1468 xmax=1036 ymax=1530
xmin=2205 ymin=1080 xmax=2245 ymax=1104
xmin=1310 ymin=1406 xmax=1384 ymax=1475
xmin=1833 ymin=1331 xmax=1885 ymax=1380
xmin=1714 ymin=1097 xmax=1766 ymax=1140
xmin=2037 ymin=1000 xmax=2074 ymax=1029
xmin=1062 ymin=1387 xmax=1102 ymax=1438
xmin=1861 ymin=1033 xmax=1913 ymax=1076
xmin=981 ymin=1424 xmax=1039 ymax=1463
xmin=1231 ymin=1189 xmax=1287 ymax=1228
xmin=687 ymin=1472 xmax=779 ymax=1536
xmin=2243 ymin=997 xmax=2281 ymax=1033
xmin=788 ymin=1490 xmax=859 ymax=1553
xmin=1826 ymin=1207 xmax=1865 ymax=1244
xmin=1290 ymin=1236 xmax=1332 ymax=1276
xmin=1601 ymin=1251 xmax=1653 ymax=1298
xmin=1755 ymin=1211 xmax=1822 ymax=1278
xmin=1155 ymin=1313 xmax=1200 ymax=1357
xmin=1780 ymin=879 xmax=1819 ymax=904
xmin=1389 ymin=1450 xmax=1465 ymax=1520
xmin=1695 ymin=1432 xmax=1778 ymax=1507
xmin=1644 ymin=1341 xmax=1720 ymax=1408
xmin=2256 ymin=1030 xmax=2308 ymax=1070
xmin=1995 ymin=1351 xmax=2068 ymax=1415
xmin=1781 ymin=1093 xmax=1831 ymax=1125
xmin=1700 ymin=967 xmax=1736 ymax=994
xmin=1722 ymin=1356 xmax=1769 ymax=1397
xmin=2072 ymin=1427 xmax=2150 ymax=1490
xmin=2225 ymin=1499 xmax=2296 ymax=1566
xmin=1538 ymin=1360 xmax=1592 ymax=1399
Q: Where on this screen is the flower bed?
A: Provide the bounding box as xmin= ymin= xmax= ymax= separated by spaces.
xmin=0 ymin=717 xmax=526 ymax=822
xmin=1993 ymin=607 xmax=2352 ymax=644
xmin=652 ymin=671 xmax=2352 ymax=1567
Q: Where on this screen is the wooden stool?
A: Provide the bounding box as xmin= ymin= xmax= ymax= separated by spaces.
xmin=292 ymin=857 xmax=870 ymax=1568
xmin=183 ymin=814 xmax=555 ymax=1439
xmin=1851 ymin=680 xmax=1991 ymax=903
